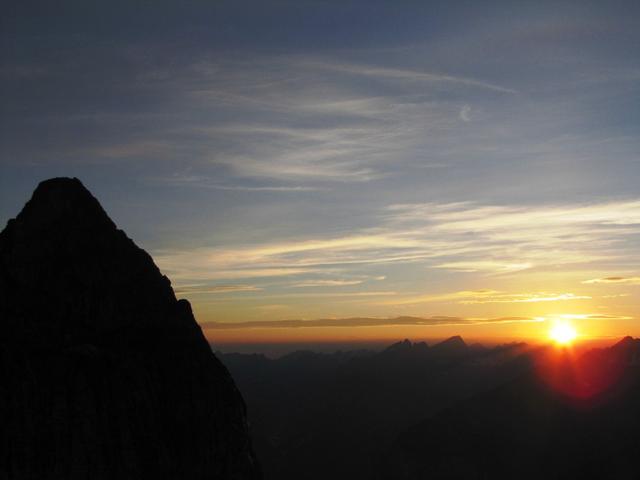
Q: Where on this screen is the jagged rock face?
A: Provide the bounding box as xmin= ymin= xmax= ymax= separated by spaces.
xmin=0 ymin=178 xmax=260 ymax=479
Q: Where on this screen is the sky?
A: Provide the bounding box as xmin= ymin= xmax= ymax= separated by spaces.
xmin=2 ymin=0 xmax=640 ymax=347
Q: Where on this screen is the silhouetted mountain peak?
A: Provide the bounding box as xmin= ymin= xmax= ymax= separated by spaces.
xmin=0 ymin=178 xmax=260 ymax=479
xmin=379 ymin=339 xmax=431 ymax=362
xmin=430 ymin=335 xmax=468 ymax=357
xmin=0 ymin=177 xmax=186 ymax=341
xmin=613 ymin=336 xmax=638 ymax=349
xmin=610 ymin=336 xmax=640 ymax=362
xmin=6 ymin=177 xmax=115 ymax=233
xmin=435 ymin=335 xmax=466 ymax=348
xmin=384 ymin=338 xmax=413 ymax=353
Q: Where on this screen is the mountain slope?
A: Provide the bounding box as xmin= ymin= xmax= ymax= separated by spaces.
xmin=381 ymin=340 xmax=640 ymax=479
xmin=221 ymin=338 xmax=532 ymax=480
xmin=0 ymin=178 xmax=260 ymax=479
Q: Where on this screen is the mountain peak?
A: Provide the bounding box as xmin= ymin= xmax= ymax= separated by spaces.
xmin=438 ymin=335 xmax=466 ymax=347
xmin=612 ymin=335 xmax=640 ymax=353
xmin=430 ymin=336 xmax=467 ymax=357
xmin=615 ymin=335 xmax=636 ymax=346
xmin=34 ymin=176 xmax=88 ymax=195
xmin=9 ymin=177 xmax=115 ymax=233
xmin=1 ymin=177 xmax=181 ymax=341
xmin=384 ymin=338 xmax=413 ymax=353
xmin=0 ymin=178 xmax=260 ymax=478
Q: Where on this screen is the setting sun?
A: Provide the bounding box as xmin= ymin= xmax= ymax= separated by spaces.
xmin=549 ymin=323 xmax=577 ymax=345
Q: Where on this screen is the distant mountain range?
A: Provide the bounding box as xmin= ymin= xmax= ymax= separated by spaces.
xmin=220 ymin=337 xmax=534 ymax=479
xmin=220 ymin=336 xmax=640 ymax=480
xmin=382 ymin=336 xmax=640 ymax=479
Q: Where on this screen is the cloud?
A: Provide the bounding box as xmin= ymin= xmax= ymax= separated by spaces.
xmin=583 ymin=276 xmax=640 ymax=285
xmin=459 ymin=292 xmax=591 ymax=304
xmin=145 ymin=55 xmax=516 ymax=183
xmin=383 ymin=200 xmax=640 ymax=272
xmin=303 ymin=60 xmax=518 ymax=94
xmin=218 ymin=291 xmax=398 ymax=301
xmin=290 ymin=279 xmax=364 ymax=287
xmin=379 ymin=290 xmax=590 ymax=306
xmin=434 ymin=261 xmax=532 ymax=273
xmin=581 ymin=314 xmax=633 ymax=320
xmin=154 ymin=262 xmax=314 ymax=281
xmin=155 ymin=199 xmax=640 ymax=286
xmin=149 ymin=173 xmax=323 ymax=192
xmin=201 ymin=315 xmax=540 ymax=330
xmin=256 ymin=304 xmax=291 ymax=312
xmin=534 ymin=313 xmax=633 ymax=322
xmin=154 ymin=234 xmax=425 ymax=282
xmin=174 ymin=284 xmax=262 ymax=294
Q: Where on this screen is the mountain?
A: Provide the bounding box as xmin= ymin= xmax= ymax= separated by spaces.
xmin=430 ymin=335 xmax=467 ymax=356
xmin=381 ymin=338 xmax=640 ymax=479
xmin=0 ymin=178 xmax=260 ymax=479
xmin=381 ymin=339 xmax=430 ymax=358
xmin=220 ymin=337 xmax=531 ymax=480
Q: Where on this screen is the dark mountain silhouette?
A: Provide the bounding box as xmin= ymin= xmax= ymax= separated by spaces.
xmin=0 ymin=178 xmax=260 ymax=479
xmin=381 ymin=338 xmax=640 ymax=479
xmin=220 ymin=337 xmax=532 ymax=480
xmin=430 ymin=335 xmax=466 ymax=356
xmin=381 ymin=338 xmax=429 ymax=358
xmin=221 ymin=337 xmax=640 ymax=479
xmin=609 ymin=335 xmax=640 ymax=362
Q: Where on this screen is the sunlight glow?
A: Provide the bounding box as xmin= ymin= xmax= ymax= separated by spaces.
xmin=549 ymin=322 xmax=577 ymax=345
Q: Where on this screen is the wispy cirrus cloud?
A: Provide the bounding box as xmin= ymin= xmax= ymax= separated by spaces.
xmin=174 ymin=284 xmax=262 ymax=294
xmin=201 ymin=315 xmax=541 ymax=330
xmin=290 ymin=279 xmax=364 ymax=288
xmin=155 ymin=199 xmax=640 ymax=287
xmin=149 ymin=173 xmax=323 ymax=192
xmin=433 ymin=261 xmax=532 ymax=273
xmin=460 ymin=292 xmax=591 ymax=304
xmin=298 ymin=60 xmax=518 ymax=94
xmin=143 ymin=55 xmax=516 ymax=183
xmin=534 ymin=313 xmax=634 ymax=322
xmin=583 ymin=276 xmax=640 ymax=285
xmin=379 ymin=290 xmax=591 ymax=306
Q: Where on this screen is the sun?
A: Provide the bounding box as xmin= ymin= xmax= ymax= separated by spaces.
xmin=549 ymin=322 xmax=577 ymax=345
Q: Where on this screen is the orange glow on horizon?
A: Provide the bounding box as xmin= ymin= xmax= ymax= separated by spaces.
xmin=200 ymin=310 xmax=636 ymax=347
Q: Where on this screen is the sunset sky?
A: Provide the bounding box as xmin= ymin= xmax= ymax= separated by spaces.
xmin=2 ymin=1 xmax=640 ymax=346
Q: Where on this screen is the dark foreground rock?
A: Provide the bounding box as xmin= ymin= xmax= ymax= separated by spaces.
xmin=0 ymin=178 xmax=260 ymax=479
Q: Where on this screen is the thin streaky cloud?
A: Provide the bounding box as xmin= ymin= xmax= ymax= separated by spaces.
xmin=290 ymin=279 xmax=364 ymax=288
xmin=148 ymin=174 xmax=324 ymax=192
xmin=379 ymin=290 xmax=591 ymax=306
xmin=155 ymin=199 xmax=640 ymax=286
xmin=201 ymin=315 xmax=541 ymax=330
xmin=460 ymin=293 xmax=591 ymax=304
xmin=173 ymin=284 xmax=263 ymax=294
xmin=583 ymin=276 xmax=640 ymax=285
xmin=301 ymin=60 xmax=518 ymax=94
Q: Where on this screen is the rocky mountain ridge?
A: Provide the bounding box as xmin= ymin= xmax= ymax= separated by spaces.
xmin=0 ymin=177 xmax=260 ymax=479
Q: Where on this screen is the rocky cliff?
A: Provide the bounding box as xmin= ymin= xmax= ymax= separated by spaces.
xmin=0 ymin=178 xmax=260 ymax=479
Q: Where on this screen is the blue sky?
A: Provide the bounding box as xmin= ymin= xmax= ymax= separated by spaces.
xmin=2 ymin=1 xmax=640 ymax=341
